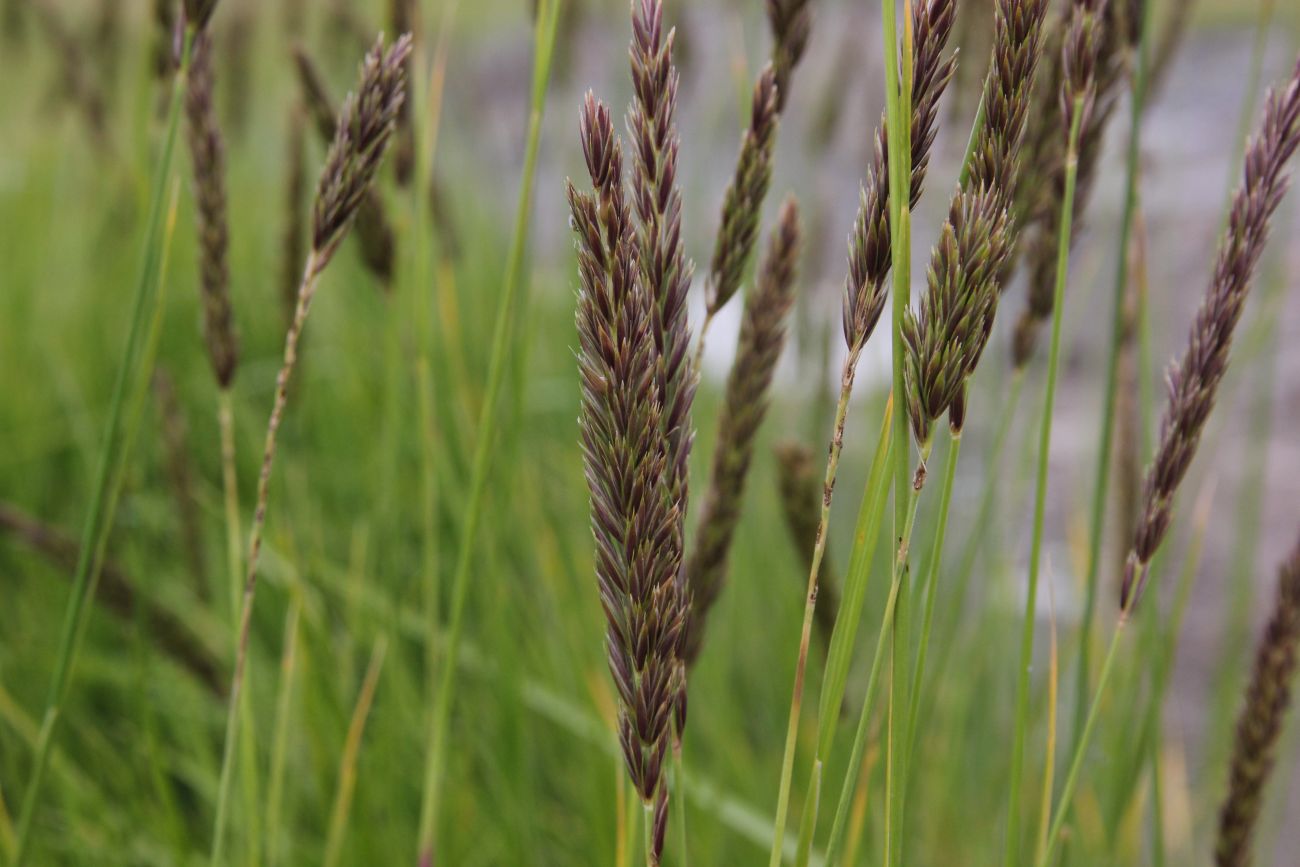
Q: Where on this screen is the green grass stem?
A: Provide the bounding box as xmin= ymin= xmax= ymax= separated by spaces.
xmin=11 ymin=29 xmax=194 ymax=866
xmin=792 ymin=398 xmax=895 ymax=867
xmin=416 ymin=3 xmax=563 ymax=859
xmin=1005 ymin=96 xmax=1086 ymax=867
xmin=1072 ymin=0 xmax=1156 ymax=752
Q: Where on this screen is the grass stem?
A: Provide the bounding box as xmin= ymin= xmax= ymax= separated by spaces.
xmin=416 ymin=3 xmax=562 ymax=859
xmin=792 ymin=397 xmax=895 ymax=867
xmin=1040 ymin=619 xmax=1127 ymax=866
xmin=1005 ymin=96 xmax=1086 ymax=867
xmin=904 ymin=431 xmax=961 ymax=759
xmin=1072 ymin=0 xmax=1155 ymax=758
xmin=212 ymin=246 xmax=323 ymax=866
xmin=768 ymin=352 xmax=861 ymax=867
xmin=11 ymin=28 xmax=194 ymax=866
xmin=886 ymin=0 xmax=915 ymax=857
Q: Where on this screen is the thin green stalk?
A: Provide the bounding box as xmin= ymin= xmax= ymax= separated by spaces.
xmin=886 ymin=0 xmax=915 ymax=857
xmin=1041 ymin=620 xmax=1127 ymax=867
xmin=323 ymin=637 xmax=388 ymax=867
xmin=934 ymin=373 xmax=1024 ymax=678
xmin=1072 ymin=0 xmax=1155 ymax=750
xmin=1106 ymin=480 xmax=1218 ymax=854
xmin=769 ymin=349 xmax=862 ymax=867
xmin=217 ymin=387 xmax=261 ymax=865
xmin=823 ymin=483 xmax=924 ymax=865
xmin=643 ymin=801 xmax=655 ymax=867
xmin=417 ymin=2 xmax=562 ymax=858
xmin=905 ymin=430 xmax=961 ymax=761
xmin=11 ymin=28 xmax=194 ymax=866
xmin=792 ymin=397 xmax=895 ymax=867
xmin=1006 ymin=97 xmax=1086 ymax=867
xmin=411 ymin=2 xmax=455 ymax=824
xmin=265 ymin=595 xmax=301 ymax=867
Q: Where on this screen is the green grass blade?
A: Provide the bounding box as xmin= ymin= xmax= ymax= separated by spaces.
xmin=11 ymin=29 xmax=194 ymax=866
xmin=416 ymin=3 xmax=564 ymax=860
xmin=1005 ymin=96 xmax=1086 ymax=867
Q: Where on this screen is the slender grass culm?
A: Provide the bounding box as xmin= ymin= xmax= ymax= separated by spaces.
xmin=1004 ymin=2 xmax=1102 ymax=863
xmin=9 ymin=6 xmax=203 ymax=861
xmin=782 ymin=2 xmax=958 ymax=862
xmin=1042 ymin=56 xmax=1300 ymax=867
xmin=208 ymin=34 xmax=412 ymax=866
xmin=569 ymin=93 xmax=684 ymax=867
xmin=182 ymin=14 xmax=262 ymax=861
xmin=685 ymin=198 xmax=801 ymax=665
xmin=1214 ymin=531 xmax=1300 ymax=867
xmin=416 ymin=4 xmax=562 ymax=861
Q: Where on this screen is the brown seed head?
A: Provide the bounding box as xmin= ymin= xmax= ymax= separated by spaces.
xmin=570 ymin=95 xmax=683 ymax=813
xmin=1122 ymin=59 xmax=1300 ymax=611
xmin=311 ymin=34 xmax=412 ymax=271
xmin=903 ymin=188 xmax=1009 ymax=446
xmin=1215 ymin=532 xmax=1300 ymax=867
xmin=185 ymin=32 xmax=238 ymax=388
xmin=843 ymin=0 xmax=958 ymax=352
xmin=706 ymin=67 xmax=780 ymax=316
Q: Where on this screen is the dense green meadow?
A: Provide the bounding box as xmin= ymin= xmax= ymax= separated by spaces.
xmin=1 ymin=1 xmax=1298 ymax=865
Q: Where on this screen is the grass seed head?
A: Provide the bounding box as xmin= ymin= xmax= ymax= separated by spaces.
xmin=842 ymin=0 xmax=958 ymax=353
xmin=571 ymin=96 xmax=683 ymax=814
xmin=185 ymin=31 xmax=238 ymax=388
xmin=903 ymin=188 xmax=1009 ymax=446
xmin=1122 ymin=59 xmax=1300 ymax=611
xmin=766 ymin=0 xmax=812 ymax=111
xmin=706 ymin=66 xmax=780 ymax=317
xmin=311 ymin=33 xmax=412 ymax=272
xmin=1215 ymin=533 xmax=1300 ymax=867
